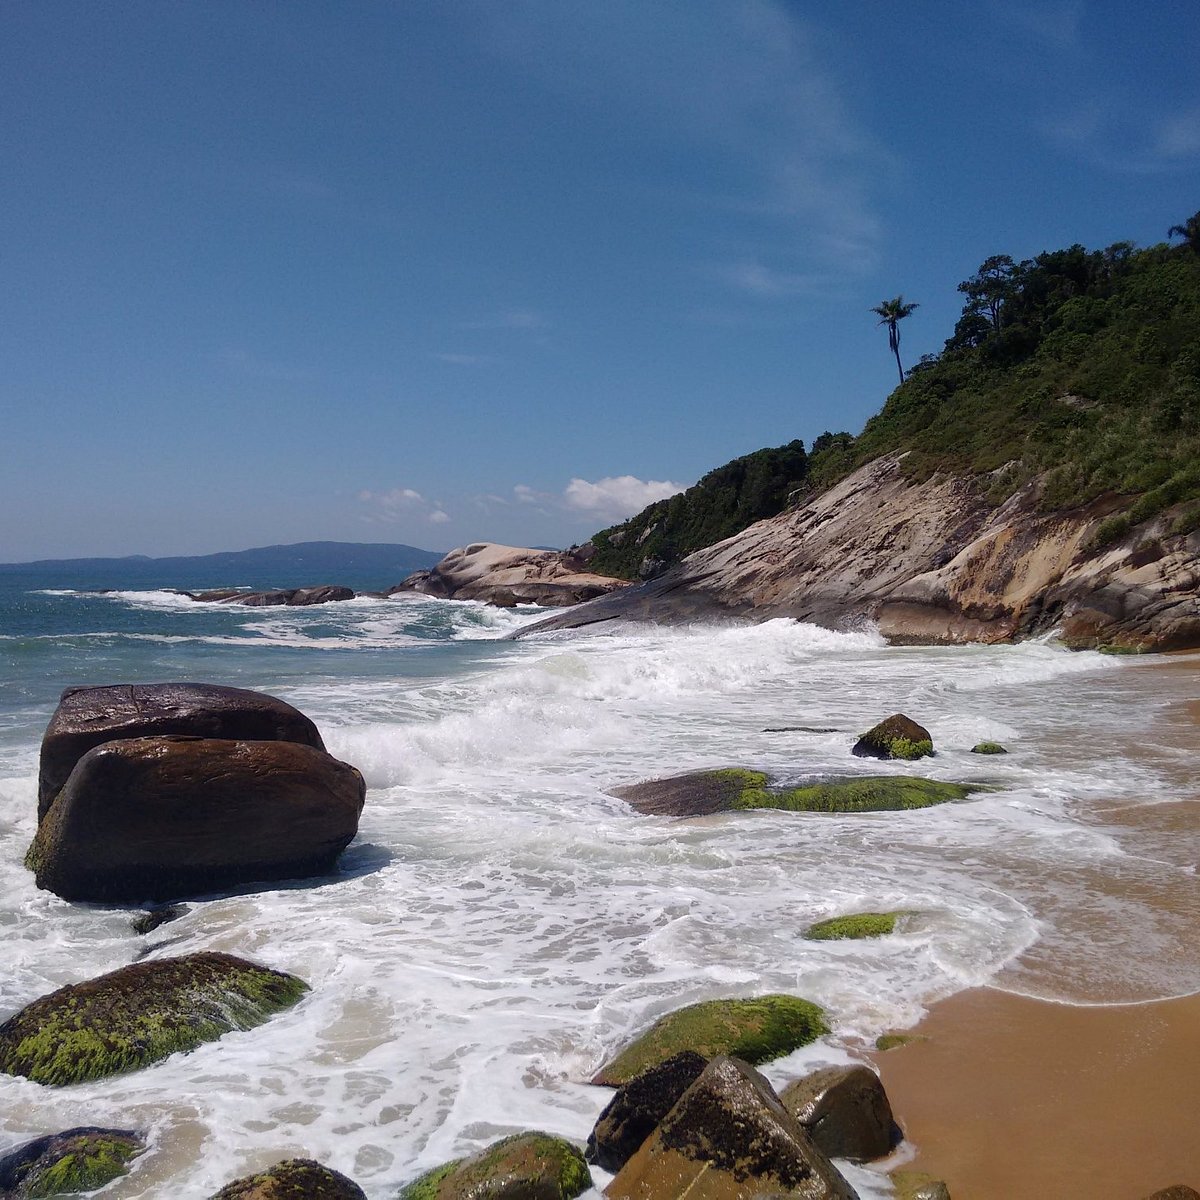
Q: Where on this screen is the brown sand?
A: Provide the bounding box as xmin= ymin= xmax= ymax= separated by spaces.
xmin=873 ymin=659 xmax=1200 ymax=1199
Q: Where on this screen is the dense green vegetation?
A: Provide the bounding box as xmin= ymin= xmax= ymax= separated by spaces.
xmin=590 ymin=218 xmax=1200 ymax=578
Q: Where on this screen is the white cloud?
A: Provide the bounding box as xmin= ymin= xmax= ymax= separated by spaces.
xmin=513 ymin=484 xmax=540 ymax=504
xmin=563 ymin=475 xmax=685 ymax=519
xmin=429 ymin=510 xmax=451 ymax=524
xmin=358 ymin=487 xmax=451 ymax=525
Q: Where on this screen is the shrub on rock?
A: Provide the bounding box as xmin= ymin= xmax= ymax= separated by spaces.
xmin=0 ymin=1127 xmax=145 ymax=1197
xmin=37 ymin=682 xmax=325 ymax=821
xmin=26 ymin=735 xmax=365 ymax=903
xmin=779 ymin=1064 xmax=898 ymax=1162
xmin=592 ymin=995 xmax=827 ymax=1087
xmin=605 ymin=1056 xmax=858 ymax=1200
xmin=851 ymin=714 xmax=934 ymax=760
xmin=0 ymin=951 xmax=307 ymax=1086
xmin=398 ymin=1132 xmax=590 ymax=1200
xmin=804 ymin=912 xmax=904 ymax=941
xmin=209 ymin=1158 xmax=366 ymax=1199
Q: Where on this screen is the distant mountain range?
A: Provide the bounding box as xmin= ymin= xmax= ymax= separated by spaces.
xmin=0 ymin=541 xmax=446 ymax=591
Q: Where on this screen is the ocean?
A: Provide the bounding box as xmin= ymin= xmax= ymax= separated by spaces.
xmin=1 ymin=570 xmax=1197 ymax=1197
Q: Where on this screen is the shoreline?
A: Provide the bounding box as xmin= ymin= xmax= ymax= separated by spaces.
xmin=872 ymin=659 xmax=1200 ymax=1199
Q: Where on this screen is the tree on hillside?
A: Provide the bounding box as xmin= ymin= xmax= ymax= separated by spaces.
xmin=1168 ymin=210 xmax=1200 ymax=252
xmin=957 ymin=254 xmax=1017 ymax=334
xmin=871 ymin=295 xmax=919 ymax=384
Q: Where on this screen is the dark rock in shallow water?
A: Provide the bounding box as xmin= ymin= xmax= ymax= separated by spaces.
xmin=38 ymin=682 xmax=325 ymax=821
xmin=852 ymin=713 xmax=934 ymax=760
xmin=27 ymin=735 xmax=366 ymax=903
xmin=612 ymin=769 xmax=978 ymax=818
xmin=209 ymin=1158 xmax=366 ymax=1199
xmin=586 ymin=1050 xmax=709 ymax=1172
xmin=592 ymin=995 xmax=827 ymax=1087
xmin=605 ymin=1056 xmax=858 ymax=1200
xmin=0 ymin=1126 xmax=145 ymax=1197
xmin=779 ymin=1064 xmax=898 ymax=1162
xmin=130 ymin=903 xmax=188 ymax=934
xmin=288 ymin=585 xmax=355 ymax=606
xmin=398 ymin=1132 xmax=590 ymax=1199
xmin=0 ymin=951 xmax=307 ymax=1085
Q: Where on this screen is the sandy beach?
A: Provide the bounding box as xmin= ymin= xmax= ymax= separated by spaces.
xmin=874 ymin=662 xmax=1200 ymax=1199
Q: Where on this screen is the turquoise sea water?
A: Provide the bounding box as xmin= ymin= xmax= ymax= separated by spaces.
xmin=1 ymin=571 xmax=1197 ymax=1197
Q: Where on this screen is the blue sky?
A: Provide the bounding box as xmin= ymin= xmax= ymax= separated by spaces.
xmin=3 ymin=0 xmax=1198 ymax=559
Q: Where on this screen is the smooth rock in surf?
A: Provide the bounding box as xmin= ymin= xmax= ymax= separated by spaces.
xmin=398 ymin=1132 xmax=591 ymax=1199
xmin=779 ymin=1064 xmax=898 ymax=1162
xmin=38 ymin=681 xmax=325 ymax=821
xmin=851 ymin=713 xmax=934 ymax=760
xmin=209 ymin=1158 xmax=367 ymax=1198
xmin=27 ymin=735 xmax=365 ymax=902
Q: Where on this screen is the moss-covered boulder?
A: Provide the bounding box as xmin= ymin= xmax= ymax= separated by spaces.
xmin=398 ymin=1132 xmax=590 ymax=1200
xmin=891 ymin=1172 xmax=951 ymax=1200
xmin=874 ymin=1032 xmax=925 ymax=1052
xmin=586 ymin=1050 xmax=708 ymax=1172
xmin=970 ymin=741 xmax=1007 ymax=755
xmin=779 ymin=1064 xmax=897 ymax=1162
xmin=592 ymin=995 xmax=827 ymax=1087
xmin=851 ymin=714 xmax=934 ymax=760
xmin=804 ymin=912 xmax=905 ymax=941
xmin=613 ymin=770 xmax=977 ymax=818
xmin=0 ymin=951 xmax=307 ymax=1086
xmin=606 ymin=1056 xmax=857 ymax=1200
xmin=209 ymin=1158 xmax=366 ymax=1198
xmin=0 ymin=1127 xmax=145 ymax=1197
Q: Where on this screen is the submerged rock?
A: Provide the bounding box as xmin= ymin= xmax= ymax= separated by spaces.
xmin=37 ymin=682 xmax=325 ymax=821
xmin=592 ymin=995 xmax=827 ymax=1087
xmin=0 ymin=951 xmax=307 ymax=1085
xmin=970 ymin=741 xmax=1007 ymax=755
xmin=27 ymin=735 xmax=365 ymax=902
xmin=586 ymin=1051 xmax=709 ymax=1172
xmin=874 ymin=1032 xmax=926 ymax=1052
xmin=130 ymin=904 xmax=188 ymax=935
xmin=779 ymin=1064 xmax=898 ymax=1162
xmin=0 ymin=1127 xmax=145 ymax=1197
xmin=804 ymin=912 xmax=905 ymax=941
xmin=398 ymin=1132 xmax=590 ymax=1200
xmin=209 ymin=1158 xmax=366 ymax=1198
xmin=612 ymin=769 xmax=978 ymax=818
xmin=891 ymin=1173 xmax=952 ymax=1200
xmin=605 ymin=1055 xmax=858 ymax=1200
xmin=851 ymin=714 xmax=934 ymax=760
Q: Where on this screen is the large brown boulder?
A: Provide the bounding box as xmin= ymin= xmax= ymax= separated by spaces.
xmin=605 ymin=1056 xmax=858 ymax=1200
xmin=851 ymin=714 xmax=933 ymax=761
xmin=27 ymin=735 xmax=365 ymax=902
xmin=779 ymin=1064 xmax=897 ymax=1162
xmin=210 ymin=1158 xmax=366 ymax=1198
xmin=38 ymin=682 xmax=325 ymax=821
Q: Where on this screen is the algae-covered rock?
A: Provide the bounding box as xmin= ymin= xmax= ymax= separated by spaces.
xmin=0 ymin=951 xmax=307 ymax=1086
xmin=804 ymin=912 xmax=904 ymax=942
xmin=890 ymin=1172 xmax=951 ymax=1200
xmin=585 ymin=1050 xmax=708 ymax=1172
xmin=874 ymin=1032 xmax=925 ymax=1052
xmin=592 ymin=995 xmax=827 ymax=1087
xmin=970 ymin=741 xmax=1007 ymax=755
xmin=398 ymin=1132 xmax=590 ymax=1200
xmin=0 ymin=1126 xmax=145 ymax=1197
xmin=210 ymin=1158 xmax=366 ymax=1198
xmin=613 ymin=770 xmax=976 ymax=818
xmin=605 ymin=1055 xmax=858 ymax=1200
xmin=1141 ymin=1189 xmax=1200 ymax=1200
xmin=851 ymin=714 xmax=934 ymax=761
xmin=779 ymin=1064 xmax=897 ymax=1162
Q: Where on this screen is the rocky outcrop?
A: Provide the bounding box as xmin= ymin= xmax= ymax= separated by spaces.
xmin=191 ymin=585 xmax=358 ymax=606
xmin=586 ymin=1051 xmax=709 ymax=1172
xmin=0 ymin=1127 xmax=145 ymax=1197
xmin=38 ymin=682 xmax=325 ymax=821
xmin=27 ymin=735 xmax=365 ymax=902
xmin=612 ymin=770 xmax=979 ymax=818
xmin=779 ymin=1064 xmax=898 ymax=1162
xmin=0 ymin=952 xmax=306 ymax=1085
xmin=513 ymin=453 xmax=1200 ymax=649
xmin=605 ymin=1055 xmax=858 ymax=1200
xmin=391 ymin=542 xmax=631 ymax=607
xmin=209 ymin=1159 xmax=367 ymax=1199
xmin=398 ymin=1132 xmax=591 ymax=1200
xmin=592 ymin=995 xmax=827 ymax=1087
xmin=851 ymin=714 xmax=934 ymax=761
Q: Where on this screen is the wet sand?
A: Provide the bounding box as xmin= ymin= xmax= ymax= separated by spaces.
xmin=875 ymin=660 xmax=1200 ymax=1199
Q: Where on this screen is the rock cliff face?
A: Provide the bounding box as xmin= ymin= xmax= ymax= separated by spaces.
xmin=391 ymin=542 xmax=631 ymax=607
xmin=516 ymin=453 xmax=1200 ymax=650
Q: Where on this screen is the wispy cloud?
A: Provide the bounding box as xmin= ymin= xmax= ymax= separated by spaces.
xmin=563 ymin=475 xmax=685 ymax=520
xmin=459 ymin=309 xmax=548 ymax=332
xmin=1042 ymin=101 xmax=1200 ymax=173
xmin=992 ymin=0 xmax=1084 ymax=51
xmin=358 ymin=487 xmax=451 ymax=525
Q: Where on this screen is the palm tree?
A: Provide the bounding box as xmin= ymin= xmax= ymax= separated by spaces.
xmin=1167 ymin=210 xmax=1200 ymax=253
xmin=872 ymin=296 xmax=919 ymax=385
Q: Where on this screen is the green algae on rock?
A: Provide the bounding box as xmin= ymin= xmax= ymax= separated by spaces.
xmin=804 ymin=912 xmax=904 ymax=941
xmin=398 ymin=1132 xmax=590 ymax=1200
xmin=0 ymin=1127 xmax=145 ymax=1198
xmin=592 ymin=995 xmax=828 ymax=1087
xmin=874 ymin=1032 xmax=926 ymax=1052
xmin=209 ymin=1158 xmax=366 ymax=1199
xmin=852 ymin=714 xmax=934 ymax=760
xmin=970 ymin=741 xmax=1008 ymax=754
xmin=0 ymin=951 xmax=307 ymax=1086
